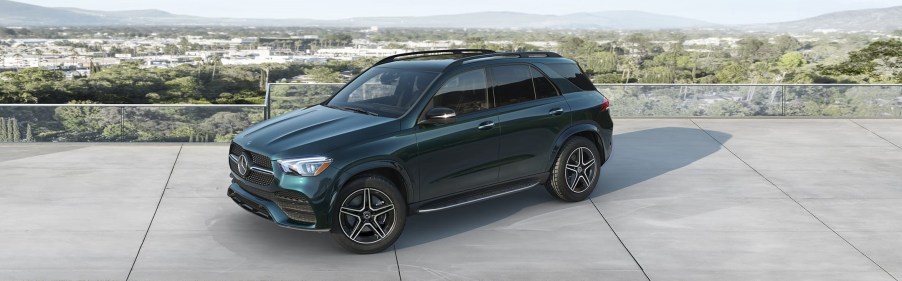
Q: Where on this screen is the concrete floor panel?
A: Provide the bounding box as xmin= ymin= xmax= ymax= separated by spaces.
xmin=596 ymin=198 xmax=827 ymax=232
xmin=128 ymin=230 xmax=399 ymax=280
xmin=840 ymin=232 xmax=902 ymax=274
xmin=761 ymin=169 xmax=902 ymax=199
xmin=799 ymin=199 xmax=902 ymax=232
xmin=3 ymin=119 xmax=902 ymax=280
xmin=619 ymin=231 xmax=882 ymax=272
xmin=0 ymin=231 xmax=144 ymax=280
xmin=644 ymin=270 xmax=894 ymax=281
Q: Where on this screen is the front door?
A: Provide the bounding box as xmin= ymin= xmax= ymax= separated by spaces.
xmin=414 ymin=68 xmax=501 ymax=200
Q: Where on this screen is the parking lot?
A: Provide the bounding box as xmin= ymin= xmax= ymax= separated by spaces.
xmin=1 ymin=119 xmax=901 ymax=280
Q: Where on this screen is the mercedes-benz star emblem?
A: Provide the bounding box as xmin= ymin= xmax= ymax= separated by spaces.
xmin=237 ymin=153 xmax=251 ymax=176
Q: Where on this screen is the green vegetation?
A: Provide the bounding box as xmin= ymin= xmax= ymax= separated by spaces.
xmin=1 ymin=27 xmax=901 ymax=141
xmin=0 ymin=59 xmax=373 ymax=104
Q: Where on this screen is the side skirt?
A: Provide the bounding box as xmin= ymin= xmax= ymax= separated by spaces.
xmin=410 ymin=173 xmax=548 ymax=214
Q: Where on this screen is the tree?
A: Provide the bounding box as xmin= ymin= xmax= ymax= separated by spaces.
xmin=0 ymin=117 xmax=6 ymax=142
xmin=306 ymin=66 xmax=342 ymax=83
xmin=642 ymin=66 xmax=675 ymax=83
xmin=776 ymin=52 xmax=807 ymax=82
xmin=54 ymin=101 xmax=116 ymax=141
xmin=584 ymin=51 xmax=618 ymax=74
xmin=25 ymin=123 xmax=33 ymax=142
xmin=736 ymin=38 xmax=766 ymax=62
xmin=210 ymin=54 xmax=222 ymax=81
xmin=623 ymin=33 xmax=652 ymax=56
xmin=178 ymin=37 xmax=192 ymax=55
xmin=7 ymin=117 xmax=18 ymax=142
xmin=715 ymin=62 xmax=748 ymax=83
xmin=0 ymin=68 xmax=67 ymax=103
xmin=163 ymin=77 xmax=203 ymax=102
xmin=819 ymin=39 xmax=902 ymax=83
xmin=774 ymin=35 xmax=803 ymax=54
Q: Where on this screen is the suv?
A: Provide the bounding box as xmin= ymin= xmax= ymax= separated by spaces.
xmin=227 ymin=49 xmax=613 ymax=253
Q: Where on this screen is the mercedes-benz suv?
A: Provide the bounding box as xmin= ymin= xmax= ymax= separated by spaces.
xmin=227 ymin=49 xmax=613 ymax=253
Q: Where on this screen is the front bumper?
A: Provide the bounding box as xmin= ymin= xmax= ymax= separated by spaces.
xmin=227 ymin=181 xmax=329 ymax=231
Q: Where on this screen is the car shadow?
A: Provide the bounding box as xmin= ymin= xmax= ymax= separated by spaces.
xmin=394 ymin=126 xmax=732 ymax=249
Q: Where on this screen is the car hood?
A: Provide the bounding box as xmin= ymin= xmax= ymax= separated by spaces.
xmin=234 ymin=105 xmax=399 ymax=159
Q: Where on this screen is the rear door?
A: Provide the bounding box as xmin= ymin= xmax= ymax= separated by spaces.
xmin=490 ymin=64 xmax=570 ymax=182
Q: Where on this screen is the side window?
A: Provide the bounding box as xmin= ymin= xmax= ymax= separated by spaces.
xmin=491 ymin=64 xmax=559 ymax=107
xmin=490 ymin=65 xmax=534 ymax=107
xmin=531 ymin=67 xmax=559 ymax=99
xmin=548 ymin=63 xmax=597 ymax=91
xmin=433 ymin=69 xmax=489 ymax=116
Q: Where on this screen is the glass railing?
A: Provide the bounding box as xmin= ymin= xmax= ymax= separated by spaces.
xmin=267 ymin=83 xmax=902 ymax=118
xmin=2 ymin=83 xmax=898 ymax=142
xmin=0 ymin=104 xmax=264 ymax=142
xmin=596 ymin=84 xmax=902 ymax=118
xmin=266 ymin=83 xmax=343 ymax=118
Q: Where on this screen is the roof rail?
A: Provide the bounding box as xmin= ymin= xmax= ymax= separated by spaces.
xmin=373 ymin=49 xmax=496 ymax=66
xmin=445 ymin=51 xmax=563 ymax=69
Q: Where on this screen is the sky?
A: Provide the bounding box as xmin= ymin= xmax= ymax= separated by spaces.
xmin=14 ymin=0 xmax=902 ymax=24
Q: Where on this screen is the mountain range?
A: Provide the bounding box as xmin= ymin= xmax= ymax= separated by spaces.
xmin=1 ymin=0 xmax=901 ymax=32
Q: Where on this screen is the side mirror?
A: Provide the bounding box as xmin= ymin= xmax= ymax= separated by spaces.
xmin=421 ymin=107 xmax=456 ymax=124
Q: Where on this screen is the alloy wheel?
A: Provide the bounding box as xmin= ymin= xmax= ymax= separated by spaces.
xmin=338 ymin=188 xmax=397 ymax=244
xmin=564 ymin=146 xmax=597 ymax=193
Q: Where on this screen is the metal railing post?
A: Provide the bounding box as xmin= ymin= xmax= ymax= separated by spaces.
xmin=781 ymin=85 xmax=786 ymax=117
xmin=264 ymin=83 xmax=272 ymax=120
xmin=120 ymin=107 xmax=125 ymax=142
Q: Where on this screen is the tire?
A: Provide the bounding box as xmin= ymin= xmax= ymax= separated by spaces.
xmin=547 ymin=136 xmax=601 ymax=202
xmin=330 ymin=174 xmax=407 ymax=254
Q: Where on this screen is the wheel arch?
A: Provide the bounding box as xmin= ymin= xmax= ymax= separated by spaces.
xmin=330 ymin=159 xmax=414 ymax=217
xmin=550 ymin=123 xmax=607 ymax=171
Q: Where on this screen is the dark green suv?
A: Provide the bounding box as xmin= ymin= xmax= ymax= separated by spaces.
xmin=227 ymin=49 xmax=613 ymax=253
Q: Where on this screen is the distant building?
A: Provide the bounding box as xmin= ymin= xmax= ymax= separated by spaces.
xmin=316 ymin=47 xmax=408 ymax=59
xmin=231 ymin=37 xmax=258 ymax=45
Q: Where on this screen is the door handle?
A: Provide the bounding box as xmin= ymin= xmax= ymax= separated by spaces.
xmin=549 ymin=108 xmax=564 ymax=116
xmin=477 ymin=121 xmax=495 ymax=130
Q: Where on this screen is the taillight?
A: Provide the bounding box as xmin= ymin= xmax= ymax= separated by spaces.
xmin=600 ymin=97 xmax=610 ymax=112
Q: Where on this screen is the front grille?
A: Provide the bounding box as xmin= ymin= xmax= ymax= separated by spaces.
xmin=238 ymin=182 xmax=317 ymax=224
xmin=229 ymin=142 xmax=275 ymax=186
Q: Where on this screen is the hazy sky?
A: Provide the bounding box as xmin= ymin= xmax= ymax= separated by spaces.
xmin=15 ymin=0 xmax=902 ymax=24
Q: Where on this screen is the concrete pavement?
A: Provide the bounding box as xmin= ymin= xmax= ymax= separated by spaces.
xmin=1 ymin=119 xmax=900 ymax=280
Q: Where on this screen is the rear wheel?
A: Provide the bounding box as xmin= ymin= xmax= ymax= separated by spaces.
xmin=547 ymin=136 xmax=600 ymax=202
xmin=331 ymin=174 xmax=406 ymax=254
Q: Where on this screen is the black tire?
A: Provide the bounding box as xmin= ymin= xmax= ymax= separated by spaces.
xmin=330 ymin=174 xmax=407 ymax=254
xmin=547 ymin=136 xmax=601 ymax=202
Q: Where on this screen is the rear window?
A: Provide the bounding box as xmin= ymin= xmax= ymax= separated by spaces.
xmin=548 ymin=63 xmax=597 ymax=91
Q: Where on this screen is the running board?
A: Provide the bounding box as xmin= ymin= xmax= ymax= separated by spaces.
xmin=416 ymin=179 xmax=540 ymax=214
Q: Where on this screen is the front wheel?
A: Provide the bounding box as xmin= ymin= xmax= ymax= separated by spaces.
xmin=331 ymin=174 xmax=406 ymax=254
xmin=547 ymin=136 xmax=601 ymax=202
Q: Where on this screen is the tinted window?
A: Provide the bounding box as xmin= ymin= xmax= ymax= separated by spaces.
xmin=531 ymin=67 xmax=558 ymax=99
xmin=548 ymin=63 xmax=597 ymax=91
xmin=433 ymin=69 xmax=489 ymax=116
xmin=491 ymin=65 xmax=534 ymax=107
xmin=328 ymin=67 xmax=438 ymax=117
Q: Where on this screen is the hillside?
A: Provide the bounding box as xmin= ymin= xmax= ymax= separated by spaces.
xmin=0 ymin=0 xmax=109 ymax=25
xmin=746 ymin=5 xmax=902 ymax=32
xmin=0 ymin=0 xmax=712 ymax=29
xmin=1 ymin=0 xmax=900 ymax=31
xmin=327 ymin=11 xmax=715 ymax=29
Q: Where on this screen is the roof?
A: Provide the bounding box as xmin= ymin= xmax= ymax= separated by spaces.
xmin=375 ymin=59 xmax=455 ymax=73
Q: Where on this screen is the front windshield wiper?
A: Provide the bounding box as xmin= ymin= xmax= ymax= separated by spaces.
xmin=325 ymin=105 xmax=379 ymax=116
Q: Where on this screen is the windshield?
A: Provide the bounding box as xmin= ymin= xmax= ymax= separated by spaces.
xmin=326 ymin=67 xmax=438 ymax=118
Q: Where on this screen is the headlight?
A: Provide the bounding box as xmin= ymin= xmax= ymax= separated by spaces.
xmin=277 ymin=157 xmax=332 ymax=176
